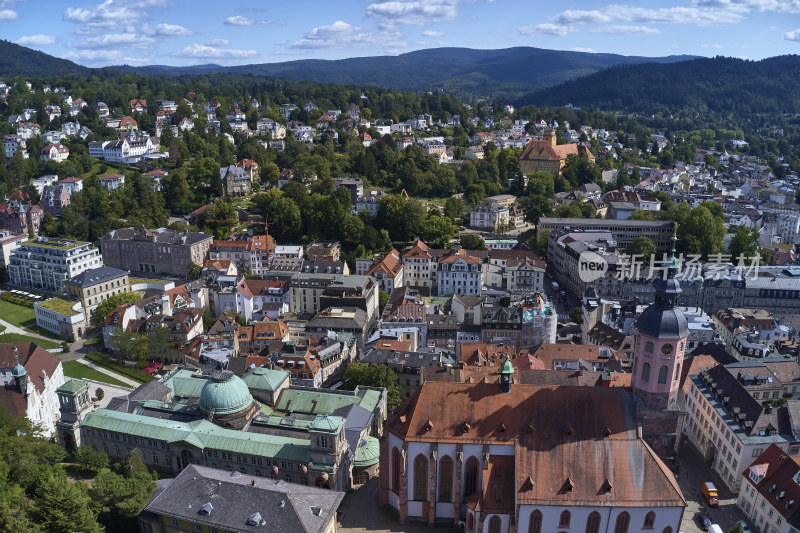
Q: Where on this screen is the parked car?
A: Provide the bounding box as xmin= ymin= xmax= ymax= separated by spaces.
xmin=695 ymin=513 xmax=712 ymax=531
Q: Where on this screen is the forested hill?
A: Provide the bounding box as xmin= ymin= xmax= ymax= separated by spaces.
xmin=518 ymin=55 xmax=800 ymax=115
xmin=0 ymin=40 xmax=89 ymax=77
xmin=115 ymin=47 xmax=696 ymax=99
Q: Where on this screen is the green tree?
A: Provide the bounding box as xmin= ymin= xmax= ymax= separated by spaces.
xmin=378 ymin=289 xmax=390 ymax=311
xmin=677 ymin=204 xmax=725 ymax=260
xmin=377 ymin=194 xmax=426 ymax=241
xmin=201 ymin=198 xmax=237 ymax=239
xmin=459 ymin=234 xmax=486 ymax=250
xmin=147 ymin=325 xmax=176 ymax=362
xmin=186 ymin=261 xmax=202 ymax=280
xmin=90 ymin=469 xmax=156 ymax=533
xmin=344 ymin=362 xmax=401 ymax=409
xmin=628 ymin=209 xmax=654 ymax=221
xmin=111 ymin=330 xmax=149 ymax=366
xmin=569 ymin=307 xmax=583 ymax=324
xmin=30 ymin=470 xmax=103 ymax=533
xmin=72 ymin=445 xmax=109 ymax=475
xmin=728 ymin=226 xmax=761 ymax=263
xmin=420 ymin=215 xmax=457 ymax=248
xmin=93 ymin=291 xmax=141 ymax=326
xmin=626 ymin=237 xmax=657 ymax=260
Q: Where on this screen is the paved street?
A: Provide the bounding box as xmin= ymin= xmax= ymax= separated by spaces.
xmin=676 ymin=441 xmax=750 ymax=533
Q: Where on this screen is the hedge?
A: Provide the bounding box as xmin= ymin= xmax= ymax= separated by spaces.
xmin=1 ymin=292 xmax=34 ymax=308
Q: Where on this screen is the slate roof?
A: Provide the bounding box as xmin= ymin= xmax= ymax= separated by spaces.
xmin=67 ymin=266 xmax=128 ymax=288
xmin=142 ymin=464 xmax=344 ymax=533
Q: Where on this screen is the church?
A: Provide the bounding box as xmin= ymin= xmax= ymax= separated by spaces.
xmin=378 ymin=251 xmax=689 ymax=532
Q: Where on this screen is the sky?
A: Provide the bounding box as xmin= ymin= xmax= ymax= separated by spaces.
xmin=3 ymin=0 xmax=800 ymax=67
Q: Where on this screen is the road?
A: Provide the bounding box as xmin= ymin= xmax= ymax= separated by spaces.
xmin=676 ymin=440 xmax=750 ymax=533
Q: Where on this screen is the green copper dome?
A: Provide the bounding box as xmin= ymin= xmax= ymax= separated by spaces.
xmin=199 ymin=371 xmax=254 ymax=416
xmin=499 ymin=356 xmax=514 ymax=375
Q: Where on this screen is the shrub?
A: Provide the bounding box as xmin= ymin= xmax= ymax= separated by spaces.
xmin=95 ymin=388 xmax=104 ymax=401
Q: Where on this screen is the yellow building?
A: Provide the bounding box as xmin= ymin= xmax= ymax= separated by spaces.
xmin=518 ymin=129 xmax=595 ymax=176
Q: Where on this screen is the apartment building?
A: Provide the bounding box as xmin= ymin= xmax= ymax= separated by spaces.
xmin=436 ymin=248 xmax=483 ymax=296
xmin=8 ymin=237 xmax=102 ymax=292
xmin=738 ymin=445 xmax=800 ymax=533
xmin=101 ymin=227 xmax=213 ymax=277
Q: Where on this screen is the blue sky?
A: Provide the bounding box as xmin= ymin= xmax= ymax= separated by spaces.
xmin=3 ymin=0 xmax=800 ymax=67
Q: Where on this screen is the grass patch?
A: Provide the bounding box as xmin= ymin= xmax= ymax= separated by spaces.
xmin=23 ymin=322 xmax=62 ymax=339
xmin=85 ymin=352 xmax=153 ymax=383
xmin=84 ymin=336 xmax=103 ymax=347
xmin=0 ymin=333 xmax=60 ymax=350
xmin=62 ymin=360 xmax=131 ymax=389
xmin=0 ymin=299 xmax=36 ymax=327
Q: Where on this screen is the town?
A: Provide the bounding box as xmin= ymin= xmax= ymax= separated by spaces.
xmin=1 ymin=57 xmax=800 ymax=533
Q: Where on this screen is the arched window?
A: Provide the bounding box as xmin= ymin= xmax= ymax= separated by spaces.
xmin=674 ymin=363 xmax=680 ymax=381
xmin=614 ymin=512 xmax=630 ymax=533
xmin=643 ymin=511 xmax=656 ymax=529
xmin=658 ymin=365 xmax=669 ymax=384
xmin=662 ymin=528 xmax=673 ymax=533
xmin=559 ymin=510 xmax=571 ymax=528
xmin=645 ymin=341 xmax=654 ymax=353
xmin=438 ymin=456 xmax=453 ymax=502
xmin=642 ymin=362 xmax=651 ymax=382
xmin=529 ymin=510 xmax=543 ymax=533
xmin=413 ymin=454 xmax=428 ymax=501
xmin=488 ymin=516 xmax=502 ymax=533
xmin=391 ymin=448 xmax=401 ymax=492
xmin=464 ymin=457 xmax=479 ymax=501
xmin=467 ymin=514 xmax=474 ymax=532
xmin=586 ymin=511 xmax=601 ymax=533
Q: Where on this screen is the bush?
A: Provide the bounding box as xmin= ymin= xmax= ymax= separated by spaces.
xmin=0 ymin=292 xmax=34 ymax=308
xmin=95 ymin=388 xmax=104 ymax=401
xmin=60 ymin=341 xmax=70 ymax=353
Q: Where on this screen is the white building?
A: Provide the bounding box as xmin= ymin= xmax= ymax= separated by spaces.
xmin=737 ymin=444 xmax=800 ymax=533
xmin=98 ymin=174 xmax=125 ymax=190
xmin=436 ymin=248 xmax=483 ymax=296
xmin=3 ymin=134 xmax=27 ymax=159
xmin=0 ymin=342 xmax=66 ymax=437
xmin=8 ymin=237 xmax=103 ymax=292
xmin=40 ymin=143 xmax=69 ymax=163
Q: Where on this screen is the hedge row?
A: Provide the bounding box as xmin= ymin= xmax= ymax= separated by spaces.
xmin=1 ymin=292 xmax=34 ymax=308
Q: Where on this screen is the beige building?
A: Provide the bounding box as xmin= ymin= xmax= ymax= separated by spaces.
xmin=64 ymin=266 xmax=130 ymax=322
xmin=34 ymin=297 xmax=86 ymax=339
xmin=0 ymin=230 xmax=26 ymax=268
xmin=100 ymin=227 xmax=213 ymax=277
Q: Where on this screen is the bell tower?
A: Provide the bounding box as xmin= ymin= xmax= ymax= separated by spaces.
xmin=631 ymin=231 xmax=688 ymax=411
xmin=55 ymin=379 xmax=92 ymax=453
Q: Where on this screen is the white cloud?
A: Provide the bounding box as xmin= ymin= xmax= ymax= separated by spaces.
xmin=63 ymin=49 xmax=123 ymax=61
xmin=366 ymin=0 xmax=458 ymax=27
xmin=17 ymin=34 xmax=56 ymax=46
xmin=785 ymin=29 xmax=800 ymax=41
xmin=591 ymin=24 xmax=661 ymax=34
xmin=74 ymin=32 xmax=155 ymax=49
xmin=204 ymin=39 xmax=229 ymax=47
xmin=553 ymin=4 xmax=742 ymax=26
xmin=224 ymin=15 xmax=274 ymax=26
xmin=700 ymin=43 xmax=724 ymax=48
xmin=421 ymin=30 xmax=443 ymax=36
xmin=154 ymin=23 xmax=193 ymax=36
xmin=292 ymin=20 xmax=375 ymax=49
xmin=519 ymin=23 xmax=570 ymax=36
xmin=0 ymin=8 xmax=16 ymax=20
xmin=179 ymin=43 xmax=257 ymax=59
xmin=224 ymin=15 xmax=254 ymax=26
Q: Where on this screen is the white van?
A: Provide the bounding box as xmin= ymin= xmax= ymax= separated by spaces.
xmin=708 ymin=524 xmax=724 ymax=533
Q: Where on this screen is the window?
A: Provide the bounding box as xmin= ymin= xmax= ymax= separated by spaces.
xmin=560 ymin=511 xmax=571 ymax=528
xmin=438 ymin=456 xmax=453 ymax=502
xmin=642 ymin=362 xmax=651 ymax=382
xmin=464 ymin=457 xmax=479 ymax=500
xmin=614 ymin=512 xmax=630 ymax=533
xmin=644 ymin=511 xmax=656 ymax=529
xmin=645 ymin=341 xmax=654 ymax=353
xmin=194 ymin=525 xmax=202 ymax=533
xmin=171 ymin=517 xmax=178 ymax=527
xmin=662 ymin=528 xmax=673 ymax=533
xmin=391 ymin=448 xmax=401 ymax=492
xmin=674 ymin=363 xmax=680 ymax=381
xmin=586 ymin=511 xmax=601 ymax=533
xmin=413 ymin=454 xmax=428 ymax=501
xmin=488 ymin=516 xmax=502 ymax=533
xmin=467 ymin=514 xmax=474 ymax=532
xmin=529 ymin=510 xmax=543 ymax=533
xmin=658 ymin=366 xmax=669 ymax=384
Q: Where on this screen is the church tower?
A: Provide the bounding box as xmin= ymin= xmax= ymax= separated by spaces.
xmin=631 ymin=237 xmax=688 ymax=411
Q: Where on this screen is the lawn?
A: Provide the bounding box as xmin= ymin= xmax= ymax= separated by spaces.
xmin=0 ymin=299 xmax=35 ymax=328
xmin=62 ymin=360 xmax=132 ymax=389
xmin=85 ymin=352 xmax=153 ymax=383
xmin=0 ymin=333 xmax=61 ymax=350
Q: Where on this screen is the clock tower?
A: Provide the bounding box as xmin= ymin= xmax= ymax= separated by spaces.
xmin=631 ymin=242 xmax=688 ymax=411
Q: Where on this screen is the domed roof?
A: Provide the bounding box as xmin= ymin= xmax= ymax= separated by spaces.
xmin=199 ymin=371 xmax=254 ymax=416
xmin=11 ymin=361 xmax=26 ymax=377
xmin=635 ymin=303 xmax=689 ymax=339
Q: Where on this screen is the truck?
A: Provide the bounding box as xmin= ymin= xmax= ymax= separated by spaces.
xmin=551 ymin=282 xmax=559 ymax=292
xmin=702 ymin=481 xmax=719 ymax=507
